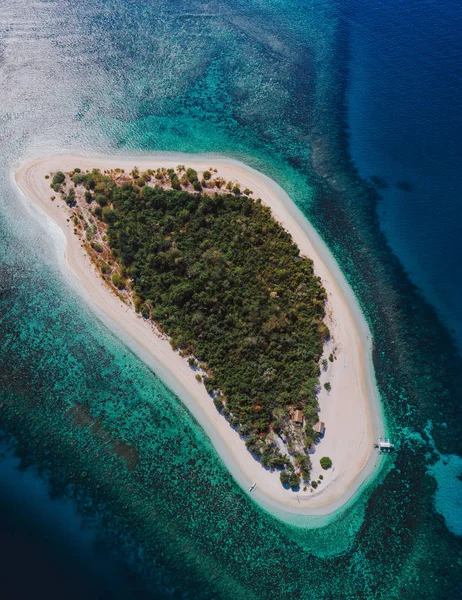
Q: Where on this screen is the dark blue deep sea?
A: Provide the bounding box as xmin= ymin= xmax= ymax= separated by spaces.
xmin=344 ymin=0 xmax=462 ymax=350
xmin=0 ymin=1 xmax=461 ymax=599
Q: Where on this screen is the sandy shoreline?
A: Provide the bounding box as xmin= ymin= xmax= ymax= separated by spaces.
xmin=15 ymin=152 xmax=384 ymax=520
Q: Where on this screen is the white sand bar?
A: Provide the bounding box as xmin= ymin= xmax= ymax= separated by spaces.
xmin=15 ymin=153 xmax=385 ymax=521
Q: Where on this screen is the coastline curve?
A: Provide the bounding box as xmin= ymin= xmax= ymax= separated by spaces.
xmin=15 ymin=152 xmax=386 ymax=524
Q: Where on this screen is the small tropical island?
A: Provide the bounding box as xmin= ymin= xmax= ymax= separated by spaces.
xmin=50 ymin=163 xmax=329 ymax=488
xmin=16 ymin=154 xmax=383 ymax=516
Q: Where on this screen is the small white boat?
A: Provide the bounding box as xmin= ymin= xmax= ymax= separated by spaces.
xmin=374 ymin=437 xmax=395 ymax=452
xmin=249 ymin=482 xmax=257 ymax=492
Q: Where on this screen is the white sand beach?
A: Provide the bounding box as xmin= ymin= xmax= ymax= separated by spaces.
xmin=15 ymin=153 xmax=384 ymax=519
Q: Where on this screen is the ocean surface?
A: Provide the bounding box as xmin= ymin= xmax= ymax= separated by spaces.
xmin=0 ymin=1 xmax=461 ymax=598
xmin=344 ymin=0 xmax=462 ymax=350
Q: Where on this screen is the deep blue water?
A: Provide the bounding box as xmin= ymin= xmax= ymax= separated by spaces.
xmin=0 ymin=1 xmax=461 ymax=598
xmin=0 ymin=440 xmax=135 ymax=600
xmin=344 ymin=0 xmax=462 ymax=348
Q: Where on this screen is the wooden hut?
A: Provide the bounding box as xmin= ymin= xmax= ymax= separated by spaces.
xmin=313 ymin=421 xmax=326 ymax=436
xmin=292 ymin=409 xmax=304 ymax=425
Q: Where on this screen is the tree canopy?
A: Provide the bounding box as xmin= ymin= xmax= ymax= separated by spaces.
xmin=106 ymin=183 xmax=327 ymax=434
xmin=320 ymin=456 xmax=332 ymax=470
xmin=61 ymin=168 xmax=329 ymax=471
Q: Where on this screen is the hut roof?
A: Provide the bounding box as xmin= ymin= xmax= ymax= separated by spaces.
xmin=313 ymin=421 xmax=325 ymax=434
xmin=292 ymin=409 xmax=304 ymax=424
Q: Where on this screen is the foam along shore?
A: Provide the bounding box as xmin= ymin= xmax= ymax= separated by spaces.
xmin=15 ymin=153 xmax=385 ymax=520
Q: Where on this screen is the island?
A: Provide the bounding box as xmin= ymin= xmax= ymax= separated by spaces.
xmin=16 ymin=154 xmax=383 ymax=517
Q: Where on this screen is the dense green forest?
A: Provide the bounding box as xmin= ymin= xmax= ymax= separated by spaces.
xmin=56 ymin=167 xmax=329 ymax=485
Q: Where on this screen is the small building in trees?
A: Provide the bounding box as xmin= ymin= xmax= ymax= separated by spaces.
xmin=292 ymin=410 xmax=304 ymax=425
xmin=313 ymin=421 xmax=326 ymax=436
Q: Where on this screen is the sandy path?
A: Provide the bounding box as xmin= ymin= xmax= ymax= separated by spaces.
xmin=15 ymin=153 xmax=384 ymax=520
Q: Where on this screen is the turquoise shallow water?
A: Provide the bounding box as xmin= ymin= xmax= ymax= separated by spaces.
xmin=0 ymin=0 xmax=461 ymax=598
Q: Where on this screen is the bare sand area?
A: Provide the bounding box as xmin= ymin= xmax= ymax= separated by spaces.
xmin=15 ymin=153 xmax=385 ymax=520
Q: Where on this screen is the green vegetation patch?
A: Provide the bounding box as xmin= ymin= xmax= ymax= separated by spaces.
xmin=106 ymin=183 xmax=328 ymax=436
xmin=61 ymin=169 xmax=329 ymax=469
xmin=320 ymin=456 xmax=332 ymax=470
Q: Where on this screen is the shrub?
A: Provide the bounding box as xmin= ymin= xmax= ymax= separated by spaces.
xmin=245 ymin=434 xmax=261 ymax=454
xmin=101 ymin=262 xmax=111 ymax=274
xmin=186 ymin=167 xmax=198 ymax=183
xmin=289 ymin=473 xmax=300 ymax=489
xmin=90 ymin=241 xmax=103 ymax=253
xmin=238 ymin=423 xmax=251 ymax=436
xmin=101 ymin=206 xmax=111 ymax=220
xmin=280 ymin=470 xmax=290 ymax=486
xmin=328 ymin=353 xmax=334 ymax=362
xmin=193 ymin=180 xmax=202 ymax=192
xmin=311 ymin=481 xmax=318 ymax=489
xmin=294 ymin=453 xmax=311 ymax=482
xmin=112 ymin=273 xmax=126 ymax=289
xmin=103 ymin=209 xmax=117 ymax=224
xmin=52 ymin=171 xmax=65 ymax=185
xmin=73 ymin=173 xmax=87 ymax=186
xmin=94 ymin=182 xmax=106 ymax=195
xmin=213 ymin=397 xmax=223 ymax=411
xmin=45 ymin=175 xmax=49 ymax=179
xmin=195 ymin=373 xmax=202 ymax=382
xmin=203 ymin=170 xmax=211 ymax=180
xmin=324 ymin=382 xmax=331 ymax=392
xmin=65 ymin=189 xmax=76 ymax=207
xmin=320 ymin=456 xmax=332 ymax=470
xmin=95 ymin=193 xmax=108 ymax=207
xmin=304 ymin=403 xmax=318 ymax=423
xmin=230 ymin=415 xmax=239 ymax=427
xmin=84 ymin=191 xmax=93 ymax=203
xmin=269 ymin=455 xmax=287 ymax=469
